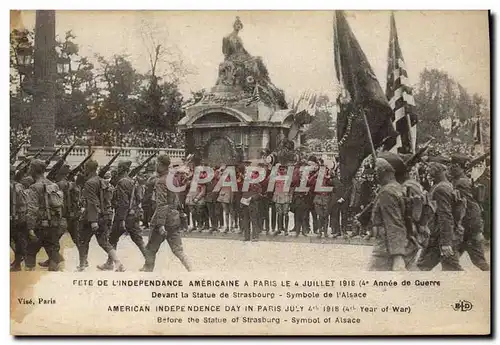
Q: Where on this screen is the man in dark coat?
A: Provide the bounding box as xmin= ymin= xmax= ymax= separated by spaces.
xmin=79 ymin=159 xmax=125 ymax=272
xmin=141 ymin=155 xmax=192 ymax=272
xmin=455 ymin=178 xmax=489 ymax=270
xmin=368 ymin=157 xmax=417 ymax=271
xmin=24 ymin=160 xmax=64 ymax=271
xmin=417 ymin=161 xmax=464 ymax=271
xmin=98 ymin=160 xmax=146 ymax=270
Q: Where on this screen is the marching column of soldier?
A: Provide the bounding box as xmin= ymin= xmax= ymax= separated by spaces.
xmin=9 ymin=141 xmax=490 ymax=272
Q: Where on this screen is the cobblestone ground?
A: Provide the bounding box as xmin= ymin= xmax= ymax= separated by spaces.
xmin=16 ymin=231 xmax=491 ymax=273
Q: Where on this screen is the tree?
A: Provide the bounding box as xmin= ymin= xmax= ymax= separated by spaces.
xmin=134 ymin=17 xmax=194 ymax=131
xmin=413 ymin=68 xmax=490 ymax=153
xmin=10 ymin=29 xmax=34 ymax=128
xmin=55 ymin=31 xmax=99 ymax=131
xmin=304 ymin=94 xmax=335 ymax=141
xmin=94 ymin=54 xmax=144 ymax=135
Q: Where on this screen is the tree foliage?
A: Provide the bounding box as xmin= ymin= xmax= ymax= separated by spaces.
xmin=304 ymin=94 xmax=335 ymax=141
xmin=413 ymin=68 xmax=490 ymax=151
xmin=10 ymin=27 xmax=189 ymax=138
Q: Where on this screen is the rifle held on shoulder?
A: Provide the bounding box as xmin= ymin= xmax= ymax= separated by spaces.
xmin=14 ymin=148 xmax=44 ymax=181
xmin=46 ymin=142 xmax=77 ymax=181
xmin=98 ymin=150 xmax=121 ymax=178
xmin=129 ymin=151 xmax=158 ymax=178
xmin=10 ymin=140 xmax=27 ymax=163
xmin=44 ymin=146 xmax=63 ymax=166
xmin=67 ymin=150 xmax=96 ymax=181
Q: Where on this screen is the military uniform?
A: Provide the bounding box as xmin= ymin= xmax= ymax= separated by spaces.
xmin=455 ymin=178 xmax=489 ymax=271
xmin=273 ymin=167 xmax=292 ymax=235
xmin=185 ymin=172 xmax=207 ymax=232
xmin=25 ymin=160 xmax=64 ymax=271
xmin=142 ymin=155 xmax=192 ymax=272
xmin=10 ymin=176 xmax=31 ymax=270
xmin=217 ymin=173 xmax=234 ymax=232
xmin=142 ymin=163 xmax=157 ymax=229
xmin=205 ymin=172 xmax=221 ymax=232
xmin=417 ymin=176 xmax=464 ymax=271
xmin=313 ymin=168 xmax=332 ymax=238
xmin=107 ymin=161 xmax=147 ymax=260
xmin=240 ymin=173 xmax=262 ymax=241
xmin=79 ymin=161 xmax=124 ymax=271
xmin=55 ymin=165 xmax=81 ymax=250
xmin=329 ymin=174 xmax=347 ymax=237
xmin=369 ymin=159 xmax=417 ymax=271
xmin=291 ymin=164 xmax=309 ymax=237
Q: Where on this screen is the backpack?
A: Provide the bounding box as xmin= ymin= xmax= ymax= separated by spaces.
xmin=43 ymin=182 xmax=64 ymax=222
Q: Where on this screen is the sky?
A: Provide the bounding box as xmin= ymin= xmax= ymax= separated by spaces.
xmin=14 ymin=10 xmax=490 ymax=103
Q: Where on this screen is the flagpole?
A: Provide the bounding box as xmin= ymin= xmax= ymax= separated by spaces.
xmin=361 ymin=108 xmax=377 ymax=164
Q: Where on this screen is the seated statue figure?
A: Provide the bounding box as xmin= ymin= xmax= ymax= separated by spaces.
xmin=215 ymin=17 xmax=287 ymax=109
xmin=217 ymin=17 xmax=270 ymax=86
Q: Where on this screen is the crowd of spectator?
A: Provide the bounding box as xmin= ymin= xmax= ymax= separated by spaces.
xmin=10 ymin=127 xmax=185 ymax=149
xmin=306 ymin=138 xmax=338 ymax=153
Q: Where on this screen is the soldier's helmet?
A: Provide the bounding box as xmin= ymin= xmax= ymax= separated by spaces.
xmin=377 ymin=152 xmax=407 ymax=177
xmin=157 ymin=155 xmax=171 ymax=174
xmin=374 ymin=157 xmax=395 ymax=176
xmin=84 ymin=159 xmax=99 ymax=173
xmin=451 ymin=153 xmax=470 ymax=169
xmin=118 ymin=160 xmax=132 ymax=172
xmin=29 ymin=159 xmax=46 ymax=176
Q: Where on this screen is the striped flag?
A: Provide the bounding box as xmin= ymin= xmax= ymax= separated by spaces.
xmin=385 ymin=12 xmax=417 ymax=154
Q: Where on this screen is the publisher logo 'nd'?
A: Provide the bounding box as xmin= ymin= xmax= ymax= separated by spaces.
xmin=452 ymin=300 xmax=473 ymax=312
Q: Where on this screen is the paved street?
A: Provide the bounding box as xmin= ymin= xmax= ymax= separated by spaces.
xmin=16 ymin=232 xmax=491 ymax=273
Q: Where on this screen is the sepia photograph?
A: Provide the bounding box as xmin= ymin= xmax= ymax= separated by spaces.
xmin=8 ymin=9 xmax=491 ymax=336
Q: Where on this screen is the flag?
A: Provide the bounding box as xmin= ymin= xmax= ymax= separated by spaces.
xmin=385 ymin=12 xmax=417 ymax=154
xmin=471 ymin=118 xmax=486 ymax=181
xmin=334 ymin=10 xmax=397 ymax=184
xmin=293 ymin=90 xmax=317 ymax=125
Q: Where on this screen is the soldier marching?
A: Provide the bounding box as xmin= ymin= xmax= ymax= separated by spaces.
xmin=9 ymin=142 xmax=490 ymax=272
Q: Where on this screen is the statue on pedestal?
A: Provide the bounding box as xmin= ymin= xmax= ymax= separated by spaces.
xmin=215 ymin=17 xmax=287 ymax=109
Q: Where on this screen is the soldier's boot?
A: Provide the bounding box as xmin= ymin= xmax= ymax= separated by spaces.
xmin=38 ymin=259 xmax=49 ymax=268
xmin=140 ymin=252 xmax=155 ymax=272
xmin=76 ymin=259 xmax=89 ymax=271
xmin=10 ymin=261 xmax=22 ymax=272
xmin=48 ymin=260 xmax=61 ymax=272
xmin=139 ymin=265 xmax=154 ymax=272
xmin=115 ymin=264 xmax=126 ymax=272
xmin=106 ymin=250 xmax=125 ymax=272
xmin=97 ymin=257 xmax=114 ymax=271
xmin=284 ymin=215 xmax=289 ymax=236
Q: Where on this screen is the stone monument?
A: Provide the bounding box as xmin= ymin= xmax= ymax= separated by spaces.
xmin=178 ymin=16 xmax=304 ymax=166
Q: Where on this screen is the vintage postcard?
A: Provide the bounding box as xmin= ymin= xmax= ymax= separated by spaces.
xmin=9 ymin=10 xmax=490 ymax=335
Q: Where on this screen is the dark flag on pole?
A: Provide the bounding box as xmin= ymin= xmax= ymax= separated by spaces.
xmin=385 ymin=12 xmax=417 ymax=154
xmin=334 ymin=10 xmax=397 ymax=185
